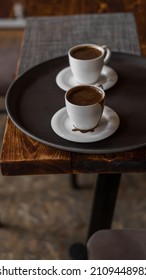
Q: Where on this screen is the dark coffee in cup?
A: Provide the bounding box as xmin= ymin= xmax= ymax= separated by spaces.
xmin=68 ymin=44 xmax=111 ymax=84
xmin=67 ymin=85 xmax=103 ymax=106
xmin=65 ymin=85 xmax=105 ymax=131
xmin=70 ymin=45 xmax=102 ymax=60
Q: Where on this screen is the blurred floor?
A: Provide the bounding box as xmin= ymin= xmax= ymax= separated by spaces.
xmin=0 ymin=154 xmax=146 ymax=259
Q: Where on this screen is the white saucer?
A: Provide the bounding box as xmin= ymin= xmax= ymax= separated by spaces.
xmin=56 ymin=65 xmax=118 ymax=91
xmin=51 ymin=106 xmax=120 ymax=143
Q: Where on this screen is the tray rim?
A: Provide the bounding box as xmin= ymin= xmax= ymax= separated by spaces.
xmin=5 ymin=52 xmax=146 ymax=154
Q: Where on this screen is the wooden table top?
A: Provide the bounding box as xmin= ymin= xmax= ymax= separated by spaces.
xmin=1 ymin=10 xmax=146 ymax=176
xmin=1 ymin=0 xmax=146 ymax=56
xmin=1 ymin=0 xmax=146 ymax=59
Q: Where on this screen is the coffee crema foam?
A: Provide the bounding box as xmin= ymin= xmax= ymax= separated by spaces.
xmin=70 ymin=46 xmax=102 ymax=60
xmin=67 ymin=87 xmax=103 ymax=106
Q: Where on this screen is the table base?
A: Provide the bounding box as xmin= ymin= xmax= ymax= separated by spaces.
xmin=70 ymin=173 xmax=121 ymax=259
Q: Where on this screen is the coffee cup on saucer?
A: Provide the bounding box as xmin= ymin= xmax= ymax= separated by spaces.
xmin=68 ymin=44 xmax=111 ymax=85
xmin=65 ymin=84 xmax=105 ymax=132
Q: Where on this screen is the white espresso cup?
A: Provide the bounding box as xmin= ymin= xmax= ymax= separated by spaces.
xmin=68 ymin=44 xmax=111 ymax=85
xmin=65 ymin=84 xmax=105 ymax=132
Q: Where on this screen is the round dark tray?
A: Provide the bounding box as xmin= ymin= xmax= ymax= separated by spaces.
xmin=6 ymin=52 xmax=146 ymax=154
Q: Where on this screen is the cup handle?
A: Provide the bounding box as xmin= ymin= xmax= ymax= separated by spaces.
xmin=93 ymin=84 xmax=104 ymax=90
xmin=102 ymin=45 xmax=111 ymax=64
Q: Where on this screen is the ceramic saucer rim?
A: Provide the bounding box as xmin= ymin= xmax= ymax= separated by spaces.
xmin=56 ymin=65 xmax=118 ymax=91
xmin=51 ymin=106 xmax=120 ymax=143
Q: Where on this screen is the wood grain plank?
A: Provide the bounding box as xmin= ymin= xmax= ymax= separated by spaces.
xmin=1 ymin=118 xmax=72 ymax=175
xmin=71 ymin=149 xmax=146 ymax=174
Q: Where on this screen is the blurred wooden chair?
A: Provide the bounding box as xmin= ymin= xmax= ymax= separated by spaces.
xmin=87 ymin=229 xmax=146 ymax=259
xmin=0 ymin=30 xmax=21 ymax=115
xmin=0 ymin=47 xmax=19 ymax=97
